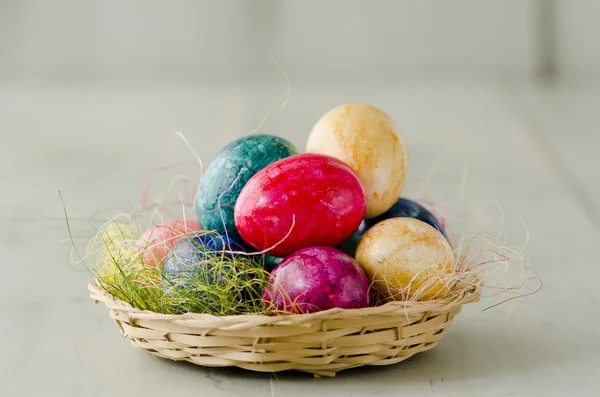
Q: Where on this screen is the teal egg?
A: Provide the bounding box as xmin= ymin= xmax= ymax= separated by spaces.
xmin=263 ymin=255 xmax=282 ymax=272
xmin=195 ymin=135 xmax=298 ymax=238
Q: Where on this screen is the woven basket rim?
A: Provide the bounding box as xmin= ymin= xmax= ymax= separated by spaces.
xmin=90 ymin=277 xmax=481 ymax=376
xmin=89 ymin=275 xmax=481 ymax=323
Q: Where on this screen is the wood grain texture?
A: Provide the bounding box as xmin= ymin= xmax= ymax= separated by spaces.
xmin=1 ymin=80 xmax=599 ymax=396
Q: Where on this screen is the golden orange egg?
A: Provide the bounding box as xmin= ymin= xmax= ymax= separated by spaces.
xmin=355 ymin=218 xmax=455 ymax=301
xmin=306 ymin=104 xmax=407 ymax=218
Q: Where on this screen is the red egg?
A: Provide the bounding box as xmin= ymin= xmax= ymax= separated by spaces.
xmin=136 ymin=219 xmax=201 ymax=268
xmin=234 ymin=153 xmax=366 ymax=257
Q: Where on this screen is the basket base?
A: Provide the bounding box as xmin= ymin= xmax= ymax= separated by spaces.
xmin=125 ymin=326 xmax=446 ymax=377
xmin=89 ymin=280 xmax=480 ymax=377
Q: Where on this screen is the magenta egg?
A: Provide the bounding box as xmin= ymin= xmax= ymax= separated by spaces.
xmin=234 ymin=153 xmax=366 ymax=257
xmin=263 ymin=247 xmax=371 ymax=313
xmin=136 ymin=219 xmax=202 ymax=268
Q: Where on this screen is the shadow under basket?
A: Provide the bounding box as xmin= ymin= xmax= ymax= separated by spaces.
xmin=89 ymin=279 xmax=481 ymax=377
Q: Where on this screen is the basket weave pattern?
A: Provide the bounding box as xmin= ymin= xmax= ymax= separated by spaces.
xmin=89 ymin=280 xmax=480 ymax=377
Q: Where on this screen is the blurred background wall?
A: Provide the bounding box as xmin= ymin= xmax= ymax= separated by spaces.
xmin=0 ymin=0 xmax=598 ymax=83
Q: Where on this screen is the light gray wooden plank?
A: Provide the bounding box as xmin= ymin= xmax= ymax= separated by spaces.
xmin=0 ymin=0 xmax=538 ymax=81
xmin=278 ymin=0 xmax=538 ymax=79
xmin=1 ymin=81 xmax=599 ymax=396
xmin=556 ymin=0 xmax=600 ymax=79
xmin=513 ymin=83 xmax=600 ymax=230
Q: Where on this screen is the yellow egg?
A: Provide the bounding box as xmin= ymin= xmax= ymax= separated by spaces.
xmin=307 ymin=104 xmax=407 ymax=218
xmin=355 ymin=218 xmax=455 ymax=301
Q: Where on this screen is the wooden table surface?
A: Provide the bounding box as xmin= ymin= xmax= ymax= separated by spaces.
xmin=1 ymin=80 xmax=598 ymax=396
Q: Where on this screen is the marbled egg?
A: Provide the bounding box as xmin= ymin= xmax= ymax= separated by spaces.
xmin=163 ymin=233 xmax=247 ymax=275
xmin=162 ymin=233 xmax=262 ymax=313
xmin=135 ymin=219 xmax=202 ymax=268
xmin=195 ymin=134 xmax=298 ymax=238
xmin=263 ymin=247 xmax=370 ymax=313
xmin=262 ymin=255 xmax=282 ymax=272
xmin=307 ymin=104 xmax=407 ymax=218
xmin=234 ymin=153 xmax=367 ymax=257
xmin=355 ymin=218 xmax=456 ymax=301
xmin=359 ymin=197 xmax=446 ymax=238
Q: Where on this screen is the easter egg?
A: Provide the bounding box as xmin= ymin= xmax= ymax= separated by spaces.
xmin=135 ymin=219 xmax=202 ymax=268
xmin=162 ymin=233 xmax=262 ymax=313
xmin=263 ymin=247 xmax=370 ymax=313
xmin=195 ymin=134 xmax=298 ymax=238
xmin=262 ymin=255 xmax=282 ymax=272
xmin=337 ymin=229 xmax=363 ymax=257
xmin=356 ymin=218 xmax=456 ymax=301
xmin=307 ymin=104 xmax=407 ymax=218
xmin=234 ymin=153 xmax=367 ymax=257
xmin=94 ymin=220 xmax=140 ymax=279
xmin=359 ymin=198 xmax=446 ymax=238
xmin=163 ymin=233 xmax=247 ymax=281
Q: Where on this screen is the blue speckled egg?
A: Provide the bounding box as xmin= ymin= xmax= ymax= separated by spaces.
xmin=162 ymin=233 xmax=262 ymax=313
xmin=162 ymin=233 xmax=247 ymax=284
xmin=195 ymin=135 xmax=298 ymax=238
xmin=358 ymin=197 xmax=447 ymax=238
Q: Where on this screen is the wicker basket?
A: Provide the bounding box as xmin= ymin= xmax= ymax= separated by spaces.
xmin=89 ymin=279 xmax=481 ymax=377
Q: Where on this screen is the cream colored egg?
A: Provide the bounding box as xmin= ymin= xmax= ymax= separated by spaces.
xmin=355 ymin=218 xmax=455 ymax=301
xmin=307 ymin=104 xmax=407 ymax=218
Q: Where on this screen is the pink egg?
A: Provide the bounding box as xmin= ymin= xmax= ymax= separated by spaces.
xmin=234 ymin=153 xmax=367 ymax=257
xmin=136 ymin=219 xmax=201 ymax=268
xmin=263 ymin=246 xmax=371 ymax=313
